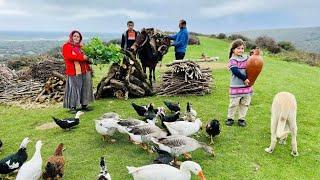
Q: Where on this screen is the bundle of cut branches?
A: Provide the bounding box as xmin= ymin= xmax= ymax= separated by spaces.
xmin=157 ymin=60 xmax=213 ymax=96
xmin=0 ymin=79 xmax=43 ymax=103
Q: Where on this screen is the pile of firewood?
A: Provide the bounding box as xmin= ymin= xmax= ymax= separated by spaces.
xmin=0 ymin=79 xmax=43 ymax=103
xmin=157 ymin=60 xmax=213 ymax=96
xmin=34 ymin=71 xmax=66 ymax=103
xmin=30 ymin=60 xmax=65 ymax=82
xmin=95 ymin=50 xmax=153 ymax=99
xmin=0 ymin=71 xmax=66 ymax=104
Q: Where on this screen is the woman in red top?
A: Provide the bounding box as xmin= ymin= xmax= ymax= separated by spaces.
xmin=62 ymin=30 xmax=94 ymax=113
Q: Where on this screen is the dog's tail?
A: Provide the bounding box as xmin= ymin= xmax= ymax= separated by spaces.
xmin=276 ymin=112 xmax=292 ymax=139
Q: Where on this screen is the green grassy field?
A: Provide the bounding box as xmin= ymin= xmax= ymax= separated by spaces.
xmin=0 ymin=37 xmax=319 ymax=179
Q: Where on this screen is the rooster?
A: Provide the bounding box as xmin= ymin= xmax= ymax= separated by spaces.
xmin=163 ymin=101 xmax=180 ymax=113
xmin=42 ymin=143 xmax=65 ymax=180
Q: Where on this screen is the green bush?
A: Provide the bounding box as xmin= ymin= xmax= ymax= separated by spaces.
xmin=228 ymin=34 xmax=249 ymax=41
xmin=217 ymin=33 xmax=226 ymax=39
xmin=278 ymin=41 xmax=295 ymax=51
xmin=255 ymin=36 xmax=281 ymax=54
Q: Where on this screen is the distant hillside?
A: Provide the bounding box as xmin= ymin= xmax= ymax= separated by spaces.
xmin=235 ymin=27 xmax=320 ymax=53
xmin=0 ymin=31 xmax=120 ymax=61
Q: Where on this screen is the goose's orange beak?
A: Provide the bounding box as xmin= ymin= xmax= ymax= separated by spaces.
xmin=198 ymin=170 xmax=206 ymax=180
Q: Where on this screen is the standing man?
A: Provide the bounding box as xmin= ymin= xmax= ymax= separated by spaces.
xmin=169 ymin=19 xmax=189 ymax=60
xmin=121 ymin=21 xmax=138 ymax=50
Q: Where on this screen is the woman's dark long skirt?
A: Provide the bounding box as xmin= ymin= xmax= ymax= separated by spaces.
xmin=63 ymin=72 xmax=94 ymax=109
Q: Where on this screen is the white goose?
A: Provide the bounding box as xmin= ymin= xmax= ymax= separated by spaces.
xmin=16 ymin=140 xmax=43 ymax=180
xmin=95 ymin=112 xmax=121 ymax=141
xmin=127 ymin=161 xmax=206 ymax=180
xmin=163 ymin=118 xmax=202 ymax=136
xmin=152 ymin=135 xmax=214 ymax=164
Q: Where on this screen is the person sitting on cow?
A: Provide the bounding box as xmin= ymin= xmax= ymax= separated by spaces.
xmin=168 ymin=19 xmax=189 ymax=60
xmin=121 ymin=21 xmax=139 ymax=51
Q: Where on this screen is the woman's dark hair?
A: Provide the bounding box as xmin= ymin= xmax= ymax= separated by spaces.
xmin=229 ymin=39 xmax=245 ymax=58
xmin=70 ymin=30 xmax=82 ymax=43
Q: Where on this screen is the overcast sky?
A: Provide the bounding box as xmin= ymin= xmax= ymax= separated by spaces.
xmin=0 ymin=0 xmax=319 ymax=34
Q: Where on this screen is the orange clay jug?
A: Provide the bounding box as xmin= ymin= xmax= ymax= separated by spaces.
xmin=246 ymin=50 xmax=263 ymax=86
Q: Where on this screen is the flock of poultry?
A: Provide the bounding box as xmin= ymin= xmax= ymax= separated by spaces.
xmin=0 ymin=101 xmax=221 ymax=180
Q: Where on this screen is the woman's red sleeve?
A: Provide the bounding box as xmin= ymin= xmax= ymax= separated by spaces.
xmin=62 ymin=44 xmax=85 ymax=61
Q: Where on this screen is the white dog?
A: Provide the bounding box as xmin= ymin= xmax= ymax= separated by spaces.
xmin=265 ymin=92 xmax=298 ymax=156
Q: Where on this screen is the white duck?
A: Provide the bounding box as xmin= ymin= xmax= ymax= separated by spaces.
xmin=152 ymin=135 xmax=214 ymax=164
xmin=127 ymin=161 xmax=206 ymax=180
xmin=163 ymin=118 xmax=202 ymax=136
xmin=16 ymin=140 xmax=43 ymax=180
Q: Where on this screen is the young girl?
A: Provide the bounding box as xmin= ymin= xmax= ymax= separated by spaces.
xmin=226 ymin=39 xmax=252 ymax=127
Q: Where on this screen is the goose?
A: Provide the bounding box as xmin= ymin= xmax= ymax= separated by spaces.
xmin=101 ymin=112 xmax=120 ymax=120
xmin=95 ymin=113 xmax=122 ymax=142
xmin=152 ymin=135 xmax=214 ymax=164
xmin=205 ymin=119 xmax=221 ymax=144
xmin=164 ymin=101 xmax=180 ymax=112
xmin=0 ymin=137 xmax=30 ymax=174
xmin=97 ymin=157 xmax=111 ymax=180
xmin=123 ymin=124 xmax=167 ymax=150
xmin=16 ymin=140 xmax=43 ymax=180
xmin=163 ymin=118 xmax=202 ymax=137
xmin=127 ymin=161 xmax=206 ymax=180
xmin=52 ymin=111 xmax=84 ymax=130
xmin=131 ymin=102 xmax=148 ymax=117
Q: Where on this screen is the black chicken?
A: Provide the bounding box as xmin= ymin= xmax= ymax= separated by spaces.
xmin=206 ymin=119 xmax=221 ymax=144
xmin=131 ymin=102 xmax=148 ymax=116
xmin=164 ymin=101 xmax=180 ymax=112
xmin=52 ymin=111 xmax=84 ymax=130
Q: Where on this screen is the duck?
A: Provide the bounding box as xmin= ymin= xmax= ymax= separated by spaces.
xmin=0 ymin=140 xmax=2 ymax=152
xmin=152 ymin=135 xmax=214 ymax=164
xmin=127 ymin=161 xmax=206 ymax=180
xmin=42 ymin=143 xmax=65 ymax=180
xmin=152 ymin=146 xmax=174 ymax=165
xmin=159 ymin=111 xmax=181 ymax=127
xmin=164 ymin=101 xmax=180 ymax=113
xmin=163 ymin=118 xmax=202 ymax=137
xmin=52 ymin=111 xmax=84 ymax=130
xmin=16 ymin=140 xmax=43 ymax=180
xmin=0 ymin=137 xmax=30 ymax=174
xmin=97 ymin=157 xmax=112 ymax=180
xmin=131 ymin=102 xmax=148 ymax=117
xmin=183 ymin=102 xmax=197 ymax=121
xmin=143 ymin=104 xmax=163 ymax=123
xmin=206 ymin=119 xmax=221 ymax=144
